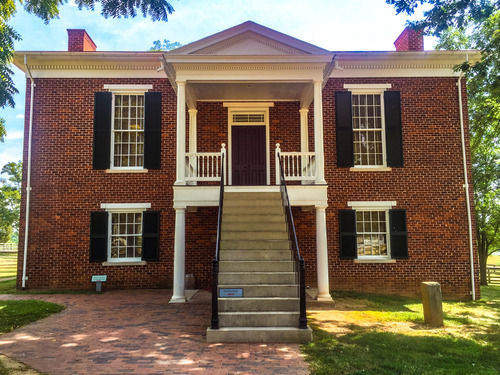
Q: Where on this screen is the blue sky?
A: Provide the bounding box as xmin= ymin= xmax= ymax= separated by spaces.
xmin=1 ymin=0 xmax=431 ymax=171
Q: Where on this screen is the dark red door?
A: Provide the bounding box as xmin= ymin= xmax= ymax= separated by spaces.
xmin=232 ymin=126 xmax=266 ymax=185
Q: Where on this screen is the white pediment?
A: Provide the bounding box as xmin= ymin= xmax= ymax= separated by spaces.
xmin=191 ymin=31 xmax=307 ymax=55
xmin=166 ymin=21 xmax=331 ymax=57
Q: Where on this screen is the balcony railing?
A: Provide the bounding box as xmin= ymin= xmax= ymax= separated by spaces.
xmin=275 ymin=143 xmax=316 ymax=183
xmin=185 ymin=144 xmax=226 ymax=183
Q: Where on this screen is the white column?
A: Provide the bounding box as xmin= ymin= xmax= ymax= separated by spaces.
xmin=316 ymin=207 xmax=333 ymax=301
xmin=313 ymin=80 xmax=326 ymax=184
xmin=187 ymin=109 xmax=198 ymax=186
xmin=300 ymin=108 xmax=309 ymax=153
xmin=170 ymin=208 xmax=186 ymax=303
xmin=188 ymin=109 xmax=198 ymax=154
xmin=175 ymin=81 xmax=186 ymax=185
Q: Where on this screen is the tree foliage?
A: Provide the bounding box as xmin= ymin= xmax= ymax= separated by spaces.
xmin=0 ymin=161 xmax=22 ymax=243
xmin=388 ymin=0 xmax=500 ymax=284
xmin=0 ymin=0 xmax=175 ymax=140
xmin=149 ymin=39 xmax=182 ymax=51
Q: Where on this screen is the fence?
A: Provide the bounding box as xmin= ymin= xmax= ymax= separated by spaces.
xmin=487 ymin=266 xmax=500 ymax=285
xmin=0 ymin=243 xmax=18 ymax=252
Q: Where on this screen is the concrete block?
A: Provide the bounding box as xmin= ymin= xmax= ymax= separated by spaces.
xmin=421 ymin=281 xmax=444 ymax=327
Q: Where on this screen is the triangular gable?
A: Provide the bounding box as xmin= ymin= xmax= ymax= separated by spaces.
xmin=167 ymin=21 xmax=331 ymax=56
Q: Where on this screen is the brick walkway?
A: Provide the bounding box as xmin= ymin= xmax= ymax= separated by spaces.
xmin=0 ymin=290 xmax=309 ymax=374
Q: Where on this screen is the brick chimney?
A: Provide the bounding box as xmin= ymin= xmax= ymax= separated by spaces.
xmin=67 ymin=29 xmax=97 ymax=52
xmin=394 ymin=27 xmax=424 ymax=51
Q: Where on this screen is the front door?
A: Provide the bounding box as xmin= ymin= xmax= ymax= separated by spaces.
xmin=231 ymin=125 xmax=266 ymax=185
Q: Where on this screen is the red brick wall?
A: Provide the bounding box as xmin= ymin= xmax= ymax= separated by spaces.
xmin=394 ymin=27 xmax=424 ymax=51
xmin=18 ymin=75 xmax=479 ymax=298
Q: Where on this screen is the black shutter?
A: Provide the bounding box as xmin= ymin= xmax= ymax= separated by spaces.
xmin=142 ymin=211 xmax=160 ymax=261
xmin=389 ymin=209 xmax=408 ymax=259
xmin=90 ymin=211 xmax=108 ymax=262
xmin=339 ymin=210 xmax=357 ymax=259
xmin=93 ymin=92 xmax=112 ymax=170
xmin=144 ymin=92 xmax=162 ymax=169
xmin=384 ymin=91 xmax=403 ymax=167
xmin=336 ymin=91 xmax=354 ymax=167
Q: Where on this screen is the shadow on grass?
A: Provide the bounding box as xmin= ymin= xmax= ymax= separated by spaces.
xmin=302 ymin=323 xmax=500 ymax=375
xmin=331 ymin=291 xmax=421 ymax=313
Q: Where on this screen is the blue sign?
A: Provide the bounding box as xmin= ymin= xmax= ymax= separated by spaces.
xmin=219 ymin=288 xmax=243 ymax=298
xmin=91 ymin=275 xmax=107 ymax=282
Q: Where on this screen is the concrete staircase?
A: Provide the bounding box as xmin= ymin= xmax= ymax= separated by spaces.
xmin=206 ymin=191 xmax=312 ymax=343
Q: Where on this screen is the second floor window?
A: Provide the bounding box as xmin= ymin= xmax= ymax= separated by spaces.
xmin=113 ymin=94 xmax=145 ymax=168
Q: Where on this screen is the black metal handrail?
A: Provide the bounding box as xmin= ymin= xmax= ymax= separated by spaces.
xmin=277 ymin=152 xmax=307 ymax=329
xmin=211 ymin=155 xmax=224 ymax=330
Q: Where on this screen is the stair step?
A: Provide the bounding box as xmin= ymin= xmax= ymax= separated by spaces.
xmin=224 ymin=206 xmax=284 ymax=215
xmin=224 ymin=192 xmax=282 ymax=201
xmin=222 ymin=214 xmax=285 ymax=223
xmin=218 ymin=312 xmax=301 ymax=327
xmin=219 ymin=297 xmax=299 ymax=312
xmin=220 ymin=239 xmax=290 ymax=250
xmin=218 ymin=284 xmax=298 ymax=297
xmin=220 ymin=250 xmax=292 ymax=261
xmin=224 ymin=199 xmax=282 ymax=207
xmin=219 ymin=261 xmax=294 ymax=272
xmin=219 ymin=272 xmax=296 ymax=285
xmin=221 ymin=231 xmax=288 ymax=241
xmin=222 ymin=222 xmax=287 ymax=232
xmin=206 ymin=327 xmax=313 ymax=343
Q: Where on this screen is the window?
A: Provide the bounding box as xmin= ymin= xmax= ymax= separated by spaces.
xmin=90 ymin=204 xmax=160 ymax=263
xmin=355 ymin=210 xmax=388 ymax=258
xmin=339 ymin=202 xmax=408 ymax=261
xmin=93 ymin=86 xmax=162 ymax=171
xmin=109 ymin=211 xmax=143 ymax=261
xmin=352 ymin=94 xmax=384 ymax=166
xmin=336 ymin=85 xmax=403 ymax=168
xmin=112 ymin=94 xmax=145 ymax=168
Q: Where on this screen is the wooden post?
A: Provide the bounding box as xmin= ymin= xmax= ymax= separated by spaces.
xmin=421 ymin=282 xmax=444 ymax=327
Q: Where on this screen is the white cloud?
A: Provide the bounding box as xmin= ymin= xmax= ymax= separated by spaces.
xmin=16 ymin=114 xmax=24 ymax=119
xmin=6 ymin=131 xmax=24 ymax=140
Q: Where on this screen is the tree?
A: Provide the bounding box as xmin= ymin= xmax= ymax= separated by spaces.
xmin=388 ymin=0 xmax=500 ymax=284
xmin=149 ymin=39 xmax=182 ymax=51
xmin=0 ymin=0 xmax=175 ymax=141
xmin=0 ymin=161 xmax=22 ymax=243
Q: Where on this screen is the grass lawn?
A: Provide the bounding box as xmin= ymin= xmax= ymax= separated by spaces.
xmin=488 ymin=255 xmax=500 ymax=266
xmin=303 ymin=286 xmax=500 ymax=375
xmin=0 ymin=252 xmax=17 ymax=279
xmin=0 ymin=300 xmax=65 ymax=334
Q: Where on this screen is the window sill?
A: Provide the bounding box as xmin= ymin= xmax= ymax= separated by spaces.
xmin=102 ymin=261 xmax=147 ymax=266
xmin=350 ymin=167 xmax=392 ymax=172
xmin=354 ymin=259 xmax=396 ymax=264
xmin=105 ymin=169 xmax=148 ymax=174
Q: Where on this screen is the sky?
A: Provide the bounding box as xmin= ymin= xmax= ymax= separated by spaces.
xmin=0 ymin=0 xmax=432 ymax=172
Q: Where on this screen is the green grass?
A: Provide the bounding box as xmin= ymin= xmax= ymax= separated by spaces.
xmin=0 ymin=253 xmax=17 ymax=279
xmin=0 ymin=300 xmax=65 ymax=334
xmin=303 ymin=286 xmax=500 ymax=375
xmin=488 ymin=255 xmax=500 ymax=266
xmin=0 ymin=279 xmax=96 ymax=295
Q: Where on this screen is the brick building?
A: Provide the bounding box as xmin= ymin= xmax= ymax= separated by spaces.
xmin=13 ymin=21 xmax=480 ymax=305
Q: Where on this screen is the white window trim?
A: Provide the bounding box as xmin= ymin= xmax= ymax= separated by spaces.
xmin=106 ymin=85 xmax=151 ymax=171
xmin=227 ymin=105 xmax=272 ymax=186
xmin=345 ymin=84 xmax=390 ymax=169
xmin=101 ymin=203 xmax=151 ymax=263
xmin=348 ymin=201 xmax=396 ymax=261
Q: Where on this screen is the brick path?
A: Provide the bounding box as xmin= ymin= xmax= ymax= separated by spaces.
xmin=0 ymin=290 xmax=309 ymax=374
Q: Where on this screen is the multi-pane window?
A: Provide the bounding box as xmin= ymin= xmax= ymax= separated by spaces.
xmin=352 ymin=94 xmax=384 ymax=166
xmin=356 ymin=210 xmax=389 ymax=257
xmin=110 ymin=212 xmax=143 ymax=260
xmin=113 ymin=94 xmax=145 ymax=168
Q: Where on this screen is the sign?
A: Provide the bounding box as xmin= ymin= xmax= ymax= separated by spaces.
xmin=219 ymin=288 xmax=243 ymax=298
xmin=91 ymin=275 xmax=107 ymax=282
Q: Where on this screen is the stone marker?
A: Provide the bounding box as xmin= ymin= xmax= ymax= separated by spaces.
xmin=421 ymin=282 xmax=444 ymax=327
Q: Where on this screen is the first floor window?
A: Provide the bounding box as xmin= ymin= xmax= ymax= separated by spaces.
xmin=110 ymin=212 xmax=143 ymax=260
xmin=90 ymin=204 xmax=160 ymax=263
xmin=355 ymin=210 xmax=388 ymax=258
xmin=339 ymin=202 xmax=408 ymax=260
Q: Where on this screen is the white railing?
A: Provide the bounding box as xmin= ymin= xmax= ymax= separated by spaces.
xmin=275 ymin=143 xmax=316 ymax=183
xmin=185 ymin=144 xmax=226 ymax=183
